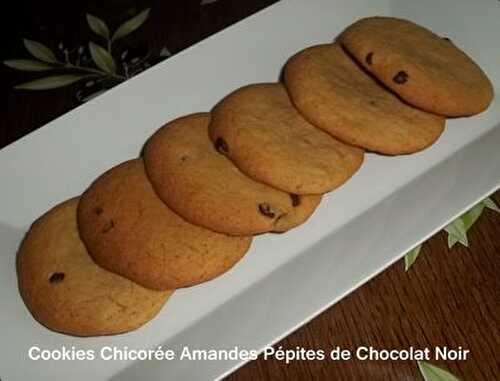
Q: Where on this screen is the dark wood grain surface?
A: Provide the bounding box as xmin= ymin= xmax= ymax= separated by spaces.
xmin=1 ymin=1 xmax=498 ymax=380
xmin=228 ymin=195 xmax=500 ymax=381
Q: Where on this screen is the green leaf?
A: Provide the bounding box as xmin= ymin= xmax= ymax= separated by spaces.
xmin=23 ymin=39 xmax=58 ymax=63
xmin=444 ymin=218 xmax=468 ymax=248
xmin=445 ymin=199 xmax=493 ymax=249
xmin=86 ymin=14 xmax=110 ymax=39
xmin=483 ymin=197 xmax=500 ymax=213
xmin=88 ymin=42 xmax=116 ymax=74
xmin=111 ymin=8 xmax=150 ymax=42
xmin=4 ymin=59 xmax=56 ymax=71
xmin=418 ymin=361 xmax=460 ymax=381
xmin=461 ymin=202 xmax=485 ymax=231
xmin=14 ymin=75 xmax=88 ymax=90
xmin=447 ymin=234 xmax=459 ymax=249
xmin=404 ymin=245 xmax=422 ymax=271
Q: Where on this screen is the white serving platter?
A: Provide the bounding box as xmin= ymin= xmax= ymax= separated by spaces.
xmin=1 ymin=0 xmax=499 ymax=380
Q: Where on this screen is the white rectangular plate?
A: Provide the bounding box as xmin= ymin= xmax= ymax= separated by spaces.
xmin=1 ymin=0 xmax=499 ymax=380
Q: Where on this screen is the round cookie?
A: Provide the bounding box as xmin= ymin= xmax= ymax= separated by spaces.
xmin=209 ymin=83 xmax=364 ymax=194
xmin=339 ymin=16 xmax=494 ymax=116
xmin=17 ymin=198 xmax=172 ymax=337
xmin=144 ymin=113 xmax=322 ymax=236
xmin=284 ymin=43 xmax=446 ymax=155
xmin=77 ymin=159 xmax=252 ymax=290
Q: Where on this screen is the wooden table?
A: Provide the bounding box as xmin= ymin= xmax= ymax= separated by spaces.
xmin=2 ymin=1 xmax=499 ymax=379
xmin=228 ymin=197 xmax=500 ymax=381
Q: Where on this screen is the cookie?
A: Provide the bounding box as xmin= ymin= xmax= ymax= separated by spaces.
xmin=144 ymin=113 xmax=322 ymax=235
xmin=17 ymin=198 xmax=172 ymax=337
xmin=339 ymin=16 xmax=494 ymax=116
xmin=209 ymin=83 xmax=364 ymax=194
xmin=272 ymin=192 xmax=322 ymax=233
xmin=77 ymin=159 xmax=252 ymax=290
xmin=284 ymin=43 xmax=446 ymax=155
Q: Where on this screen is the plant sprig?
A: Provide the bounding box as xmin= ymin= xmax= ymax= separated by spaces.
xmin=4 ymin=8 xmax=150 ymax=91
xmin=404 ymin=196 xmax=499 ymax=271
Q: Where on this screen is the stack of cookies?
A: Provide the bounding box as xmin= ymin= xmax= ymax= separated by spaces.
xmin=17 ymin=17 xmax=493 ymax=336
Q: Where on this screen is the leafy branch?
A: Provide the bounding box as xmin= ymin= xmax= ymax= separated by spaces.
xmin=3 ymin=8 xmax=150 ymax=91
xmin=404 ymin=196 xmax=499 ymax=271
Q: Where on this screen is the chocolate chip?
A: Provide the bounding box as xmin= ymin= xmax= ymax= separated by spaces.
xmin=49 ymin=272 xmax=65 ymax=283
xmin=215 ymin=138 xmax=229 ymax=154
xmin=258 ymin=203 xmax=276 ymax=218
xmin=102 ymin=220 xmax=115 ymax=233
xmin=290 ymin=194 xmax=301 ymax=207
xmin=365 ymin=52 xmax=373 ymax=65
xmin=94 ymin=206 xmax=103 ymax=216
xmin=180 ymin=155 xmax=189 ymax=162
xmin=393 ymin=71 xmax=408 ymax=84
xmin=442 ymin=36 xmax=451 ymax=42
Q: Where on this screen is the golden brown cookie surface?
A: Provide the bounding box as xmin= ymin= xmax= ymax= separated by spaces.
xmin=284 ymin=43 xmax=446 ymax=155
xmin=339 ymin=16 xmax=494 ymax=116
xmin=272 ymin=193 xmax=322 ymax=233
xmin=209 ymin=83 xmax=364 ymax=194
xmin=144 ymin=113 xmax=322 ymax=235
xmin=17 ymin=198 xmax=172 ymax=337
xmin=77 ymin=159 xmax=252 ymax=290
